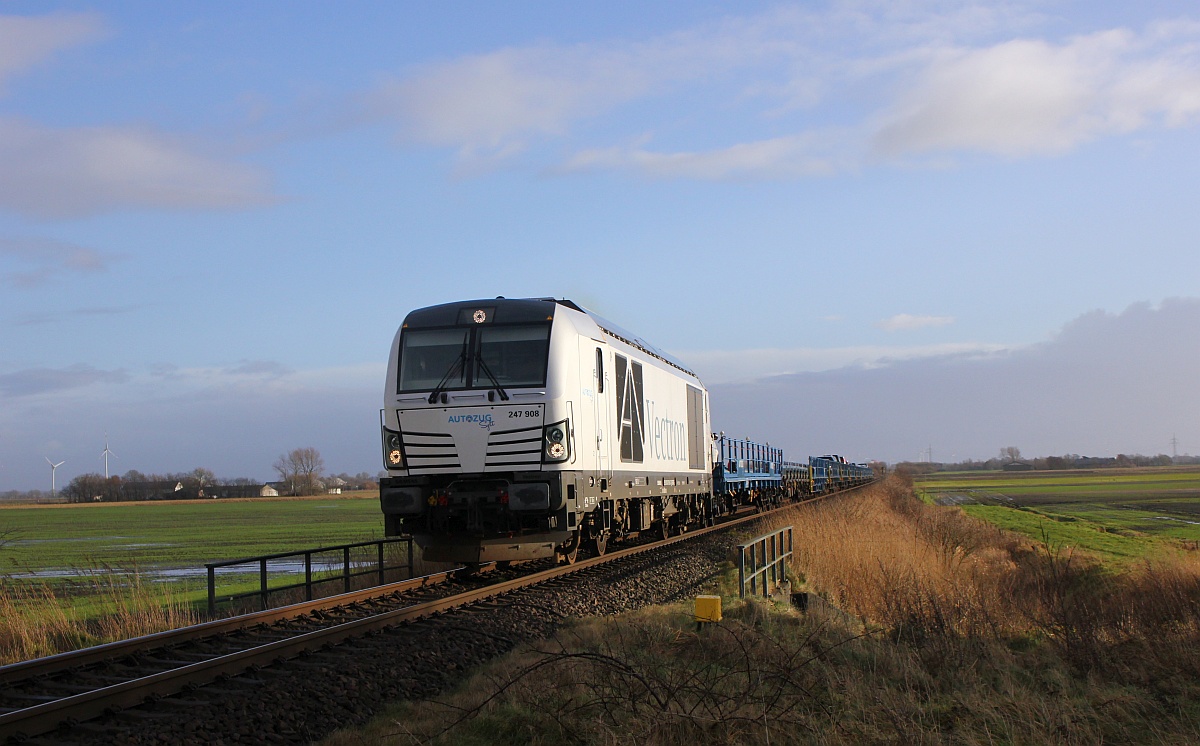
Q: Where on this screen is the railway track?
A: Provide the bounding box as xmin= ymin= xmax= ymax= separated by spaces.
xmin=0 ymin=487 xmax=869 ymax=744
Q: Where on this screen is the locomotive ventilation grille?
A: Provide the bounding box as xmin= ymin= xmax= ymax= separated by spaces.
xmin=401 ymin=431 xmax=459 ymax=472
xmin=484 ymin=424 xmax=543 ymax=470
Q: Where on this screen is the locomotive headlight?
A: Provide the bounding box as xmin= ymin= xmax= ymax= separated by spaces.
xmin=542 ymin=419 xmax=571 ymax=463
xmin=382 ymin=427 xmax=404 ymax=469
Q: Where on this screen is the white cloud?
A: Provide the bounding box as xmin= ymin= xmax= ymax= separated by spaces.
xmin=0 ymin=12 xmax=105 ymax=92
xmin=0 ymin=236 xmax=116 ymax=287
xmin=365 ymin=10 xmax=813 ymax=162
xmin=0 ymin=364 xmax=128 ymax=397
xmin=0 ymin=118 xmax=278 ymax=218
xmin=876 ymin=313 xmax=955 ymax=331
xmin=368 ymin=6 xmax=1200 ymax=177
xmin=673 ymin=341 xmax=1002 ymax=384
xmin=371 ymin=46 xmax=639 ymax=157
xmin=563 ymin=132 xmax=851 ymax=180
xmin=873 ymin=28 xmax=1200 ymax=157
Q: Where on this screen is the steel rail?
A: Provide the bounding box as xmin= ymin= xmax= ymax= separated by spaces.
xmin=0 ymin=565 xmax=465 ymax=687
xmin=0 ymin=481 xmax=874 ymax=741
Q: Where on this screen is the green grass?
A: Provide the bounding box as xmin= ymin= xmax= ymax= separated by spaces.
xmin=0 ymin=492 xmax=386 ymax=575
xmin=0 ymin=491 xmax=397 ymax=630
xmin=920 ymin=470 xmax=1200 ymax=490
xmin=958 ymin=505 xmax=1158 ymax=562
xmin=916 ymin=467 xmax=1200 ymax=564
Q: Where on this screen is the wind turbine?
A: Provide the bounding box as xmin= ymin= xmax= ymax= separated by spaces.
xmin=46 ymin=457 xmax=65 ymax=500
xmin=101 ymin=433 xmax=118 ymax=479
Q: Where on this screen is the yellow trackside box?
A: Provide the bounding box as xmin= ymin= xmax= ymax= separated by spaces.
xmin=695 ymin=595 xmax=722 ymax=623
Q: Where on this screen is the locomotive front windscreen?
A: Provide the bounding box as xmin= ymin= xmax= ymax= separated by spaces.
xmin=474 ymin=325 xmax=550 ymax=387
xmin=397 ymin=323 xmax=551 ymax=393
xmin=398 ymin=328 xmax=470 ymax=391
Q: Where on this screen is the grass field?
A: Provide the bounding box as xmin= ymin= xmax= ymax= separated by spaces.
xmin=915 ymin=467 xmax=1200 ymax=563
xmin=0 ymin=491 xmax=394 ymax=611
xmin=0 ymin=492 xmax=386 ymax=575
xmin=0 ymin=492 xmax=415 ymax=664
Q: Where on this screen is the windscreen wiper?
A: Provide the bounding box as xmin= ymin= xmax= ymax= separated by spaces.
xmin=474 ymin=355 xmax=510 ymax=401
xmin=427 ymin=337 xmax=469 ymax=404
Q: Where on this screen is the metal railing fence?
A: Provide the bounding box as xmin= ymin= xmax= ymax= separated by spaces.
xmin=737 ymin=526 xmax=793 ymax=598
xmin=205 ymin=537 xmax=414 ymax=614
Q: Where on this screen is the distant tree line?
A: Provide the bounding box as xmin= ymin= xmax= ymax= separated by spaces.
xmin=897 ymin=450 xmax=1198 ymax=475
xmin=0 ymin=447 xmax=380 ymax=503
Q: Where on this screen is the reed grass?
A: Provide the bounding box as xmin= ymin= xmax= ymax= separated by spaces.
xmin=779 ymin=475 xmax=1200 ymax=678
xmin=0 ymin=568 xmax=197 ymax=665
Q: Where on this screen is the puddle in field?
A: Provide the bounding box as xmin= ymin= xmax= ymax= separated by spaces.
xmin=933 ymin=490 xmax=1016 ymax=506
xmin=1151 ymin=516 xmax=1200 ymax=526
xmin=935 ymin=492 xmax=974 ymax=506
xmin=7 ymin=558 xmax=380 ymax=581
xmin=10 ymin=537 xmax=130 ymax=545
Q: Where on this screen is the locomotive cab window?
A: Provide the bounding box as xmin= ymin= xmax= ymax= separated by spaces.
xmin=474 ymin=324 xmax=551 ymax=388
xmin=595 ymin=348 xmax=604 ymax=393
xmin=397 ymin=328 xmax=469 ymax=392
xmin=397 ymin=322 xmax=550 ymax=393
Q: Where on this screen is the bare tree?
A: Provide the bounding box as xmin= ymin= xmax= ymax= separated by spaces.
xmin=1000 ymin=446 xmax=1021 ymax=463
xmin=274 ymin=447 xmax=325 ymax=496
xmin=191 ymin=467 xmax=215 ymax=487
xmin=62 ymin=473 xmax=113 ymax=503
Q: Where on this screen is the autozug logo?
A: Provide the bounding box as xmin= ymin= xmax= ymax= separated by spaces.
xmin=448 ymin=413 xmax=495 ymax=430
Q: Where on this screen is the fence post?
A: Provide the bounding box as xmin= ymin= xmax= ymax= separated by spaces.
xmin=739 ymin=547 xmax=747 ymax=597
xmin=305 ymin=551 xmax=313 ymax=602
xmin=376 ymin=539 xmax=386 ymax=587
xmin=736 ymin=526 xmax=793 ymax=599
xmin=207 ymin=565 xmax=216 ymax=615
xmin=259 ymin=558 xmax=269 ymax=610
xmin=343 ymin=546 xmax=351 ymax=593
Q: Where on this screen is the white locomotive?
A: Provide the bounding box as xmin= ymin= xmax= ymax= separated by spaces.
xmin=379 ymin=298 xmax=713 ymax=564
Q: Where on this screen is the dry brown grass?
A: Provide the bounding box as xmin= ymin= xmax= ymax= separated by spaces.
xmin=778 ymin=475 xmax=1200 ymax=679
xmin=0 ymin=570 xmax=197 ymax=665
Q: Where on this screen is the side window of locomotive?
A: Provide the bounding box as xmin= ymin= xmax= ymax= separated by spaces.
xmin=595 ymin=348 xmax=604 ymax=393
xmin=474 ymin=324 xmax=551 ymax=387
xmin=398 ymin=328 xmax=469 ymax=392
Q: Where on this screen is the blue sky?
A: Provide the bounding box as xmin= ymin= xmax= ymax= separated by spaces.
xmin=2 ymin=1 xmax=1198 ymax=490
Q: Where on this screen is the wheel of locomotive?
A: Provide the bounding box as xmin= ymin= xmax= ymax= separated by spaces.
xmin=555 ymin=531 xmax=581 ymax=565
xmin=587 ymin=531 xmax=608 ymax=557
xmin=657 ymin=517 xmax=671 ymax=541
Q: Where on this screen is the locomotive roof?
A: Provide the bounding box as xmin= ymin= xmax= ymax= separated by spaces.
xmin=401 ymin=297 xmax=699 ymax=380
xmin=564 ymin=301 xmax=699 ymax=380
